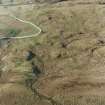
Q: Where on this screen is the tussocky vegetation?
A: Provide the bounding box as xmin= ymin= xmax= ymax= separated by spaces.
xmin=1 ymin=0 xmax=105 ymax=105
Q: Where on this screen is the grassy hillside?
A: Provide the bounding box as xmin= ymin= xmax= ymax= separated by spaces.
xmin=0 ymin=1 xmax=105 ymax=105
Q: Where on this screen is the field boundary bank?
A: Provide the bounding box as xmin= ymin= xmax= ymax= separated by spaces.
xmin=0 ymin=1 xmax=105 ymax=7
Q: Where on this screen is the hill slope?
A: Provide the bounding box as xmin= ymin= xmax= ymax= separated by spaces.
xmin=1 ymin=1 xmax=105 ymax=105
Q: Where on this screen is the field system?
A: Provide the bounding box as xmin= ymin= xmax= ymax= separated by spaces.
xmin=1 ymin=1 xmax=105 ymax=105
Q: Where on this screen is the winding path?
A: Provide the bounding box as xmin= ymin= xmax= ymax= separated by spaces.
xmin=0 ymin=14 xmax=42 ymax=39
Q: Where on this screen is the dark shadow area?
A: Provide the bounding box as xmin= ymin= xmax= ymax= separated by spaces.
xmin=26 ymin=51 xmax=36 ymax=61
